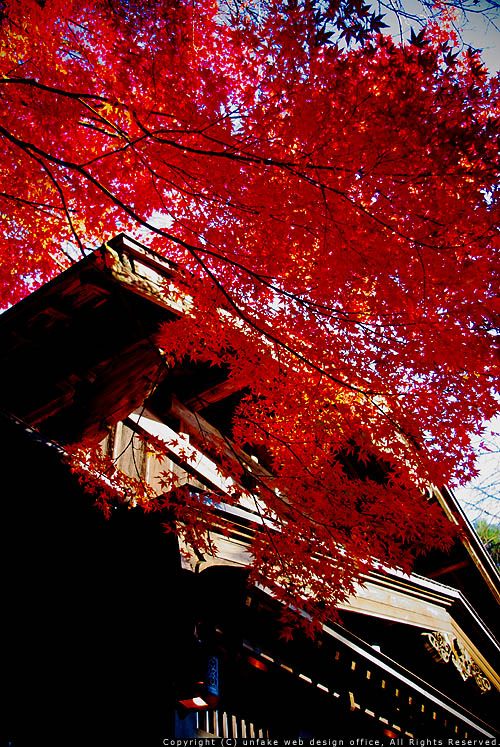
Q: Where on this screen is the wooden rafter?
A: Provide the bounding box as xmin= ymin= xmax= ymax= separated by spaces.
xmin=185 ymin=379 xmax=246 ymax=412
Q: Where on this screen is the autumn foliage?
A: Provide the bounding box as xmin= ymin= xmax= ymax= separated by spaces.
xmin=2 ymin=0 xmax=500 ymax=627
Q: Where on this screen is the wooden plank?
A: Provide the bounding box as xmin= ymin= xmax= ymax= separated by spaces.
xmin=127 ymin=408 xmax=274 ymax=530
xmin=185 ymin=379 xmax=246 ymax=412
xmin=127 ymin=408 xmax=252 ymax=499
xmin=107 ymin=251 xmax=191 ymax=317
xmin=427 ymin=560 xmax=470 ymax=578
xmin=170 ymin=395 xmax=274 ymax=482
xmin=338 ymin=579 xmax=453 ymax=631
xmin=179 ymin=533 xmax=252 ymax=572
xmin=107 ymin=232 xmax=181 ymax=275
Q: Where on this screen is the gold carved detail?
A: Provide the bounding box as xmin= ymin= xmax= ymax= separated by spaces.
xmin=423 ymin=631 xmax=491 ymax=693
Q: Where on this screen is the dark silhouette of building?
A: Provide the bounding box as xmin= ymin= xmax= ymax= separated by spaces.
xmin=3 ymin=234 xmax=499 ymax=745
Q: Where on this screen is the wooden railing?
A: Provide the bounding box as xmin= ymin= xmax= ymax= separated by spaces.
xmin=196 ymin=709 xmax=269 ymax=738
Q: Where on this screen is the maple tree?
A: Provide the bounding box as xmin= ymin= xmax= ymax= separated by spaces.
xmin=2 ymin=0 xmax=500 ymax=629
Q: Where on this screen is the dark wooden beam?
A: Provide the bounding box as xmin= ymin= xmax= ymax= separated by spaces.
xmin=185 ymin=379 xmax=245 ymax=412
xmin=427 ymin=560 xmax=470 ymax=579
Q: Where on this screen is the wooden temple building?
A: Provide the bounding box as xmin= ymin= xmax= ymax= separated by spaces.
xmin=3 ymin=234 xmax=500 ymax=744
